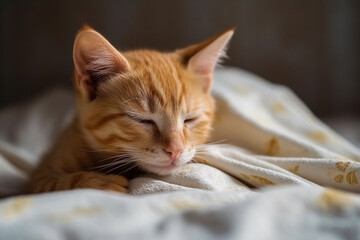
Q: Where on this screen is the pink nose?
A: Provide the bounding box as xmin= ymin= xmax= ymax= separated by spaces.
xmin=162 ymin=147 xmax=183 ymax=163
xmin=163 ymin=133 xmax=184 ymax=163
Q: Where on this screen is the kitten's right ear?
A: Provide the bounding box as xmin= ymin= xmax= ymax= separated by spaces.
xmin=73 ymin=26 xmax=130 ymax=101
xmin=178 ymin=28 xmax=234 ymax=93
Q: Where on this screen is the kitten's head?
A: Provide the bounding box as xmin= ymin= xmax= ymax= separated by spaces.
xmin=73 ymin=26 xmax=233 ymax=175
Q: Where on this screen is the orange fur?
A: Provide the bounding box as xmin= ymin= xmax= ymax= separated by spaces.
xmin=30 ymin=27 xmax=233 ymax=194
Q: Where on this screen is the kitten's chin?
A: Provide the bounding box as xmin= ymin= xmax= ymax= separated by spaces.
xmin=141 ymin=163 xmax=182 ymax=176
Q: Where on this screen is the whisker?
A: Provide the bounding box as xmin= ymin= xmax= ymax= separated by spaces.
xmin=95 ymin=158 xmax=133 ymax=171
xmin=98 ymin=155 xmax=125 ymax=163
xmin=98 ymin=153 xmax=134 ymax=162
xmin=196 ymin=139 xmax=227 ymax=148
xmin=115 ymin=163 xmax=142 ymax=175
xmin=97 ymin=155 xmax=132 ymax=167
xmin=80 ymin=148 xmax=130 ymax=155
xmin=193 ymin=156 xmax=213 ymax=167
xmin=106 ymin=161 xmax=140 ymax=174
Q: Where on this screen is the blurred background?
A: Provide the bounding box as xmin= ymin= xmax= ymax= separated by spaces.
xmin=0 ymin=0 xmax=359 ymax=141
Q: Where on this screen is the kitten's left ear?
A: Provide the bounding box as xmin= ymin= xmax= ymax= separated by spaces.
xmin=179 ymin=28 xmax=234 ymax=93
xmin=73 ymin=26 xmax=130 ymax=101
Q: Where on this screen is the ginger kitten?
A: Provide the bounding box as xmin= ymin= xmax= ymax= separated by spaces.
xmin=30 ymin=26 xmax=234 ymax=193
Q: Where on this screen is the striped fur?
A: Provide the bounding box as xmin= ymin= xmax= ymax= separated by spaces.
xmin=30 ymin=27 xmax=233 ymax=194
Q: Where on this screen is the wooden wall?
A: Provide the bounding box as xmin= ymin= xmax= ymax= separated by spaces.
xmin=1 ymin=0 xmax=359 ymax=117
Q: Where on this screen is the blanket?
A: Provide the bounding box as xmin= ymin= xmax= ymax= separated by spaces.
xmin=1 ymin=67 xmax=358 ymax=196
xmin=1 ymin=186 xmax=360 ymax=240
xmin=0 ymin=67 xmax=359 ymax=239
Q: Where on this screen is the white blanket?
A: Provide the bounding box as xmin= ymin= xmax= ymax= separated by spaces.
xmin=1 ymin=186 xmax=360 ymax=240
xmin=0 ymin=67 xmax=359 ymax=239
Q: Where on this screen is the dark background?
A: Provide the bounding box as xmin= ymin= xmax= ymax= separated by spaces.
xmin=1 ymin=0 xmax=359 ymax=119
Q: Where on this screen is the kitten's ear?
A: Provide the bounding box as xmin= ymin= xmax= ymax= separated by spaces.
xmin=179 ymin=28 xmax=234 ymax=93
xmin=73 ymin=26 xmax=130 ymax=101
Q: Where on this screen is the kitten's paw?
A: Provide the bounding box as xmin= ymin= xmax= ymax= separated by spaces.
xmin=31 ymin=171 xmax=129 ymax=194
xmin=83 ymin=173 xmax=128 ymax=193
xmin=102 ymin=174 xmax=128 ymax=193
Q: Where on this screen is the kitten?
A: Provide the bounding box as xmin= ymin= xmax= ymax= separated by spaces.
xmin=30 ymin=26 xmax=234 ymax=193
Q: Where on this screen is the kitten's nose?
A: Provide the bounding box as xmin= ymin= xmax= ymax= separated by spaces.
xmin=163 ymin=146 xmax=184 ymax=163
xmin=163 ymin=133 xmax=184 ymax=163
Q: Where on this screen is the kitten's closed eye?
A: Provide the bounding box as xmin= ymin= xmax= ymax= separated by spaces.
xmin=127 ymin=112 xmax=199 ymax=125
xmin=127 ymin=114 xmax=155 ymax=125
xmin=137 ymin=119 xmax=155 ymax=125
xmin=184 ymin=113 xmax=201 ymax=125
xmin=184 ymin=117 xmax=197 ymax=123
